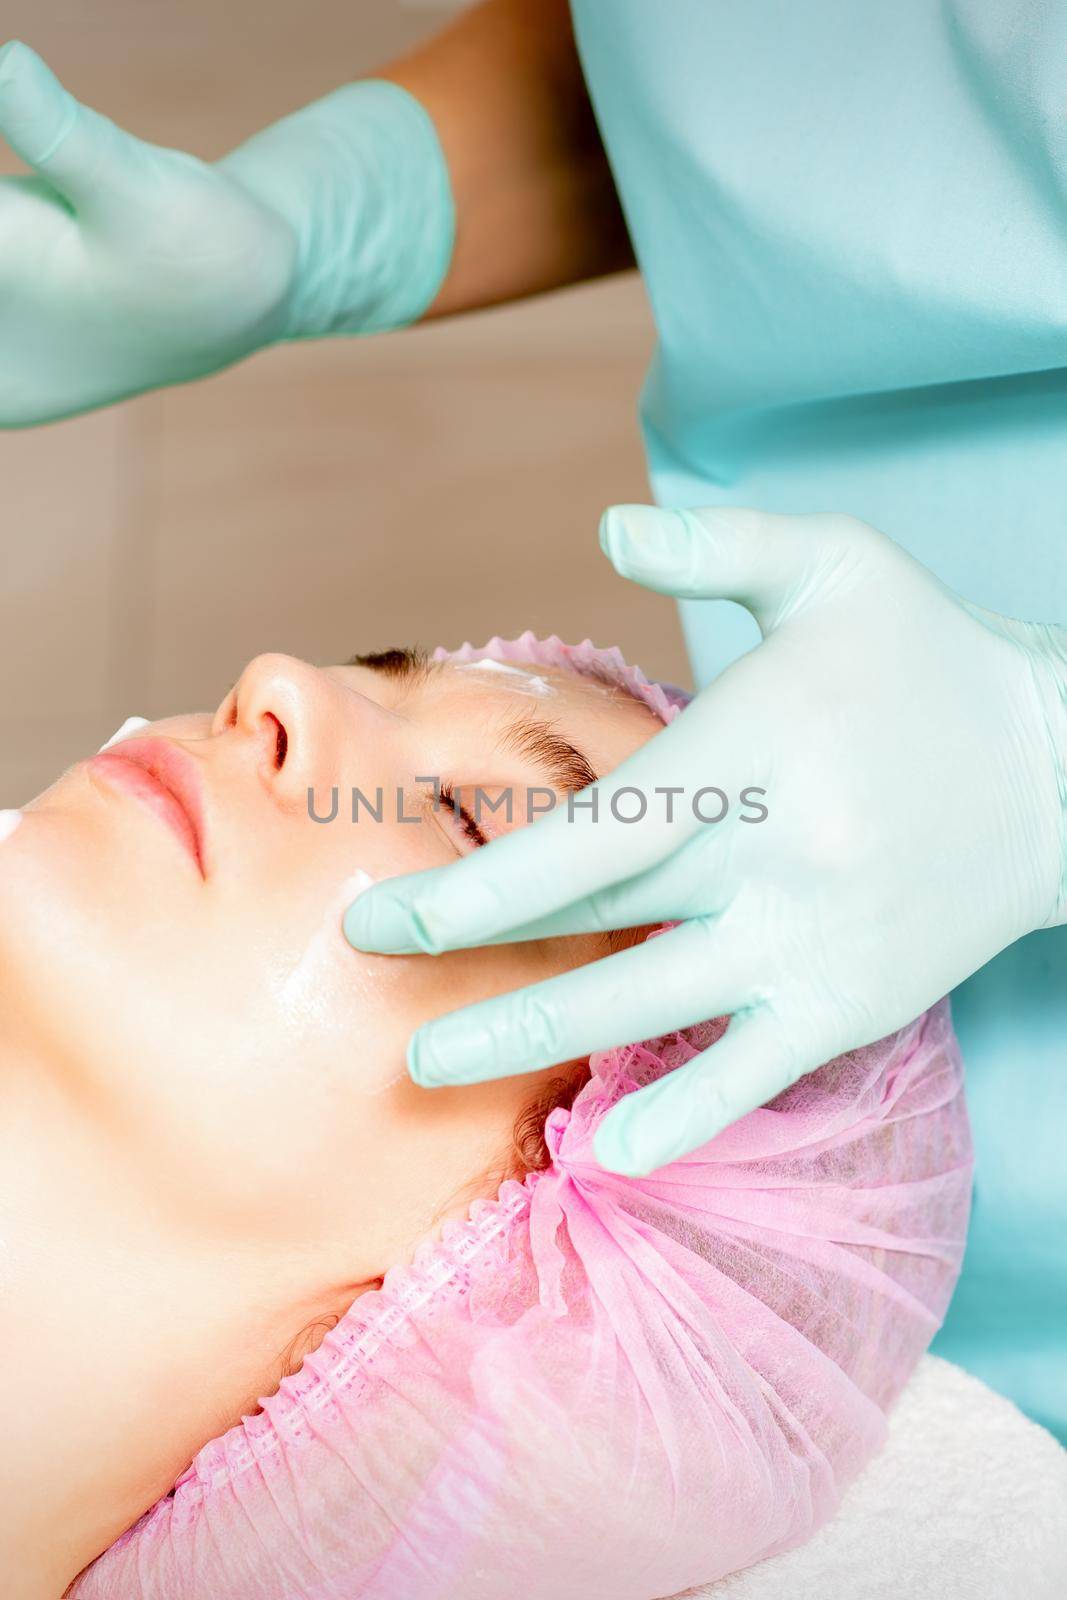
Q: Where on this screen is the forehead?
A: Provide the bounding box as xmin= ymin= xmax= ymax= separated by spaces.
xmin=344 ymin=653 xmax=665 ymax=775
xmin=449 ymin=658 xmax=663 ymax=762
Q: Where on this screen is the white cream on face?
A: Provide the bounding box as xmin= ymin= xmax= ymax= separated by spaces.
xmin=454 ymin=657 xmax=634 ymax=705
xmin=277 ymin=868 xmax=408 ymax=1095
xmin=454 ymin=659 xmax=555 ymax=696
xmin=0 ymin=809 xmax=21 ymax=844
xmin=97 ymin=715 xmax=151 ymax=752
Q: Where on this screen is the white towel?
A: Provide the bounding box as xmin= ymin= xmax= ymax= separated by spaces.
xmin=668 ymin=1355 xmax=1067 ymax=1599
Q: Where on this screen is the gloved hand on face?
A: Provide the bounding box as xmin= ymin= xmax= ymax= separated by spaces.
xmin=345 ymin=504 xmax=1067 ymax=1177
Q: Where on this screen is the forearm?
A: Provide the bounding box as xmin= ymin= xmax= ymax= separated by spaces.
xmin=378 ymin=0 xmax=635 ymax=318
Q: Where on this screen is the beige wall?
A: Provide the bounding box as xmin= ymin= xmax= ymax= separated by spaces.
xmin=0 ymin=1 xmax=689 ymax=807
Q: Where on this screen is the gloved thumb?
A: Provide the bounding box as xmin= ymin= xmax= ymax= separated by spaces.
xmin=599 ymin=503 xmax=856 ymax=633
xmin=0 ymin=40 xmax=136 ymax=214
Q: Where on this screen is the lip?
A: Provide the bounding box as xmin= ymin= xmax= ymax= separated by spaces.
xmin=86 ymin=736 xmax=208 ymax=877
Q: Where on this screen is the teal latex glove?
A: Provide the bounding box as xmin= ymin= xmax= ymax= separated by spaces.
xmin=0 ymin=41 xmax=453 ymax=425
xmin=344 ymin=504 xmax=1067 ymax=1176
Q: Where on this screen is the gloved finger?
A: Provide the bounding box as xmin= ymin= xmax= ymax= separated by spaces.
xmin=0 ymin=40 xmax=139 ymax=215
xmin=0 ymin=172 xmax=56 ymax=227
xmin=344 ymin=707 xmax=756 ymax=955
xmin=592 ymin=1006 xmax=808 ymax=1176
xmin=406 ymin=916 xmax=749 ymax=1087
xmin=345 ymin=791 xmax=677 ymax=956
xmin=345 ymin=794 xmax=697 ymax=957
xmin=600 ymin=503 xmax=870 ymax=632
xmin=406 ymin=831 xmax=732 ymax=950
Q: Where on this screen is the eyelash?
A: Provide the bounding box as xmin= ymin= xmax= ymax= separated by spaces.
xmin=438 ymin=782 xmax=488 ymax=849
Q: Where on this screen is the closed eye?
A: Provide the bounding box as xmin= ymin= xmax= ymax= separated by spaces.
xmin=438 ymin=782 xmax=488 ymax=848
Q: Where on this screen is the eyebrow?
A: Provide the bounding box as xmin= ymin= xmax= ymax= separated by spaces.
xmin=347 ymin=646 xmax=599 ymax=793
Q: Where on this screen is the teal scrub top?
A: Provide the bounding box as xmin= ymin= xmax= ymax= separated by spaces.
xmin=569 ymin=0 xmax=1067 ymax=1442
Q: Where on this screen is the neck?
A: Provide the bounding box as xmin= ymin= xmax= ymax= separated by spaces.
xmin=0 ymin=1038 xmax=343 ymax=1599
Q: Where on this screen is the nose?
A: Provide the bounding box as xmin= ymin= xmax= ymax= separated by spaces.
xmin=213 ymin=653 xmax=340 ymax=810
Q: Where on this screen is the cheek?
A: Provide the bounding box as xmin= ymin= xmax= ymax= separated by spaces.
xmin=2 ymin=796 xmax=612 ymax=1240
xmin=0 ymin=802 xmax=211 ymax=1097
xmin=168 ymin=888 xmax=419 ymax=1171
xmin=0 ymin=819 xmax=407 ymax=1227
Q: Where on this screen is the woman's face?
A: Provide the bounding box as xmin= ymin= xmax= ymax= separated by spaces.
xmin=0 ymin=649 xmax=662 ymax=1280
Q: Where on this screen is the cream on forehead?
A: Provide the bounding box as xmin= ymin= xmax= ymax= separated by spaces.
xmin=454 ymin=658 xmax=555 ymax=695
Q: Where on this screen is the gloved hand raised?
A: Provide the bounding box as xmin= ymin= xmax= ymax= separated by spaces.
xmin=343 ymin=504 xmax=1067 ymax=1176
xmin=0 ymin=42 xmax=453 ymax=425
